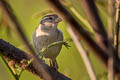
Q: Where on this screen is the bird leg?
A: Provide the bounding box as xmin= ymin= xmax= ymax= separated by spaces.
xmin=50 ymin=59 xmax=58 ymax=79
xmin=47 ymin=41 xmax=71 ymax=49
xmin=49 ymin=59 xmax=58 ymax=70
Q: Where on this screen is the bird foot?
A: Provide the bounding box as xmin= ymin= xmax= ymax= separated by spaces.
xmin=50 ymin=61 xmax=58 ymax=80
xmin=50 ymin=59 xmax=58 ymax=70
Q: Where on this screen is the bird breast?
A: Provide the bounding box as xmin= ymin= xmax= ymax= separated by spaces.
xmin=33 ymin=25 xmax=63 ymax=59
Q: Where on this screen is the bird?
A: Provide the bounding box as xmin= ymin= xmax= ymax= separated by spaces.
xmin=32 ymin=14 xmax=63 ymax=69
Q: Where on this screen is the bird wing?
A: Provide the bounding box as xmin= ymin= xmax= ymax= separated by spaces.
xmin=57 ymin=30 xmax=63 ymax=41
xmin=33 ymin=31 xmax=48 ymax=54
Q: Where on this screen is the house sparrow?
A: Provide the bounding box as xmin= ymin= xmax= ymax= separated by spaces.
xmin=32 ymin=14 xmax=63 ymax=69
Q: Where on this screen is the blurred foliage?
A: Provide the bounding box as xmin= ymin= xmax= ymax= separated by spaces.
xmin=0 ymin=0 xmax=109 ymax=80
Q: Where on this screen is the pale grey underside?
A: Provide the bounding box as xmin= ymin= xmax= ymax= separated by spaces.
xmin=33 ymin=25 xmax=63 ymax=59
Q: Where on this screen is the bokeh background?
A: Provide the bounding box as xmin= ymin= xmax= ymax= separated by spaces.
xmin=0 ymin=0 xmax=108 ymax=80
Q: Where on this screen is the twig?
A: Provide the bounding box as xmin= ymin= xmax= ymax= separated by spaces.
xmin=46 ymin=0 xmax=120 ymax=74
xmin=108 ymin=0 xmax=114 ymax=40
xmin=114 ymin=0 xmax=120 ymax=80
xmin=69 ymin=7 xmax=94 ymax=33
xmin=108 ymin=57 xmax=114 ymax=80
xmin=80 ymin=1 xmax=117 ymax=65
xmin=80 ymin=0 xmax=109 ymax=49
xmin=0 ymin=0 xmax=52 ymax=80
xmin=0 ymin=39 xmax=71 ymax=80
xmin=67 ymin=26 xmax=97 ymax=80
xmin=108 ymin=0 xmax=115 ymax=80
xmin=114 ymin=0 xmax=120 ymax=54
xmin=80 ymin=1 xmax=116 ymax=80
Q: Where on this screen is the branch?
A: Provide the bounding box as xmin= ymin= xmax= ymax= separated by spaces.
xmin=108 ymin=0 xmax=115 ymax=80
xmin=108 ymin=0 xmax=114 ymax=40
xmin=80 ymin=0 xmax=109 ymax=48
xmin=80 ymin=0 xmax=117 ymax=60
xmin=0 ymin=0 xmax=52 ymax=79
xmin=0 ymin=39 xmax=71 ymax=80
xmin=67 ymin=26 xmax=97 ymax=80
xmin=114 ymin=0 xmax=120 ymax=54
xmin=80 ymin=1 xmax=118 ymax=68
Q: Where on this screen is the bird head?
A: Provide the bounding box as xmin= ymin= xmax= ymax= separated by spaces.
xmin=40 ymin=14 xmax=62 ymax=27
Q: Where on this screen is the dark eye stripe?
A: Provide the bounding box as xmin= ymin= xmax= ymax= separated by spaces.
xmin=40 ymin=14 xmax=58 ymax=24
xmin=42 ymin=16 xmax=55 ymax=21
xmin=42 ymin=17 xmax=50 ymax=20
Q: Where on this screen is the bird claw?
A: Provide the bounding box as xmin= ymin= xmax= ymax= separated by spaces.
xmin=62 ymin=41 xmax=71 ymax=49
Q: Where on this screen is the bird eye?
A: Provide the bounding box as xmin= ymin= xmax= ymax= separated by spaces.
xmin=49 ymin=17 xmax=53 ymax=20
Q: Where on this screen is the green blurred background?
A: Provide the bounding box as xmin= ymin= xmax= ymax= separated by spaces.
xmin=0 ymin=0 xmax=108 ymax=80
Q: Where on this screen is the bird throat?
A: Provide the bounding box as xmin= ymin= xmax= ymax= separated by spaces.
xmin=41 ymin=22 xmax=58 ymax=31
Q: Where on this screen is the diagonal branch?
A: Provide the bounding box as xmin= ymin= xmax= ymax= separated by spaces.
xmin=0 ymin=39 xmax=71 ymax=80
xmin=108 ymin=0 xmax=114 ymax=40
xmin=46 ymin=0 xmax=120 ymax=74
xmin=80 ymin=0 xmax=116 ymax=58
xmin=114 ymin=0 xmax=120 ymax=54
xmin=0 ymin=0 xmax=52 ymax=79
xmin=108 ymin=0 xmax=115 ymax=80
xmin=80 ymin=0 xmax=109 ymax=48
xmin=67 ymin=26 xmax=97 ymax=80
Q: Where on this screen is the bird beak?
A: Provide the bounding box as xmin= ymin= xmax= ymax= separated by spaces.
xmin=55 ymin=17 xmax=62 ymax=23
